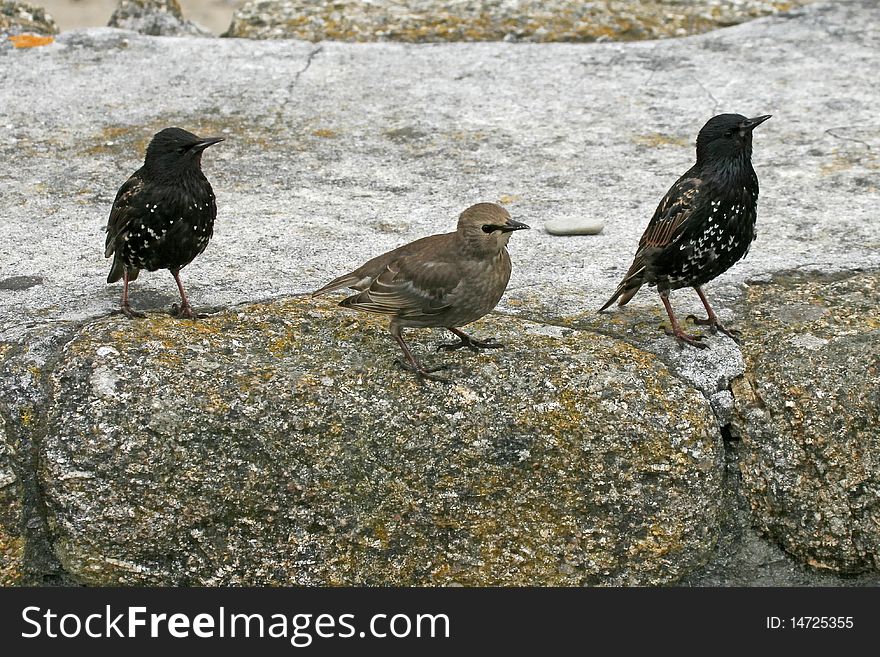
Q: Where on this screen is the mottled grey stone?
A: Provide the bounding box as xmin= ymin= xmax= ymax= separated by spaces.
xmin=223 ymin=0 xmax=816 ymax=42
xmin=108 ymin=0 xmax=212 ymax=37
xmin=42 ymin=299 xmax=723 ymax=585
xmin=0 ymin=1 xmax=878 ymax=587
xmin=0 ymin=1 xmax=58 ymax=36
xmin=731 ymin=271 xmax=880 ymax=574
xmin=0 ymin=410 xmax=24 ymax=585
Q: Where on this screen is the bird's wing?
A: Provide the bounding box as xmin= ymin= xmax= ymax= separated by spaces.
xmin=341 ymin=252 xmax=462 ymax=319
xmin=637 ymin=174 xmax=703 ymax=250
xmin=104 ymin=171 xmax=146 ymax=258
xmin=599 ymin=174 xmax=702 ymax=310
xmin=312 ymin=233 xmax=452 ymax=297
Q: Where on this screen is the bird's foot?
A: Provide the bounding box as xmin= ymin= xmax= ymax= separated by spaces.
xmin=437 ymin=336 xmax=503 ymax=352
xmin=119 ymin=305 xmax=146 ymax=319
xmin=394 ymin=359 xmax=451 ymax=383
xmin=170 ymin=303 xmax=203 ymax=320
xmin=686 ymin=315 xmax=742 ymax=343
xmin=663 ymin=325 xmax=709 ymax=349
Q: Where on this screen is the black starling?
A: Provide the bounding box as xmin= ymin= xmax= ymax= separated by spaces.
xmin=313 ymin=203 xmax=530 ymax=382
xmin=104 ymin=127 xmax=224 ymax=319
xmin=599 ymin=113 xmax=771 ymax=347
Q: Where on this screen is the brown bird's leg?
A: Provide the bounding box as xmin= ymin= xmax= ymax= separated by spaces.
xmin=170 ymin=269 xmax=196 ymax=319
xmin=391 ymin=325 xmax=450 ymax=383
xmin=120 ymin=270 xmax=145 ymax=319
xmin=660 ymin=291 xmax=707 ymax=349
xmin=687 ymin=287 xmax=742 ymax=342
xmin=438 ymin=327 xmax=503 ymax=352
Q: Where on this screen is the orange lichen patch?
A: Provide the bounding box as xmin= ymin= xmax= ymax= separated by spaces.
xmin=9 ymin=34 xmax=54 ymax=49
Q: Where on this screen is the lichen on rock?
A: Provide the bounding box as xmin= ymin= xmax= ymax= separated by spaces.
xmin=730 ymin=271 xmax=880 ymax=574
xmin=223 ymin=0 xmax=814 ymax=42
xmin=41 ymin=297 xmax=723 ymax=585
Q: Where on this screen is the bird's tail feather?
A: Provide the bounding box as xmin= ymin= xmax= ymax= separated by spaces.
xmin=312 ymin=273 xmax=362 ymax=297
xmin=598 ymin=263 xmax=645 ymax=312
xmin=106 ymin=256 xmax=138 ymax=284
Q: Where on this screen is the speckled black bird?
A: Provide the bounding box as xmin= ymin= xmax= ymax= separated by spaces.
xmin=313 ymin=203 xmax=529 ymax=382
xmin=105 ymin=127 xmax=223 ymax=319
xmin=599 ymin=113 xmax=771 ymax=347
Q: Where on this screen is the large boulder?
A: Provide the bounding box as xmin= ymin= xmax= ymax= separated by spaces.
xmin=0 ymin=411 xmax=24 ymax=585
xmin=0 ymin=0 xmax=57 ymax=36
xmin=42 ymin=298 xmax=722 ymax=585
xmin=223 ymin=0 xmax=813 ymax=42
xmin=731 ymin=271 xmax=880 ymax=574
xmin=108 ymin=0 xmax=212 ymax=37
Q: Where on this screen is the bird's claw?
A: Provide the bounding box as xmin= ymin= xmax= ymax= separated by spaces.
xmin=685 ymin=315 xmax=742 ymax=343
xmin=394 ymin=359 xmax=451 ymax=383
xmin=119 ymin=305 xmax=146 ymax=319
xmin=437 ymin=337 xmax=503 ymax=352
xmin=171 ymin=303 xmax=198 ymax=320
xmin=663 ymin=325 xmax=709 ymax=349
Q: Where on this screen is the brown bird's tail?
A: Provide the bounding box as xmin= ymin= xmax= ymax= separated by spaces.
xmin=106 ymin=255 xmax=139 ymax=284
xmin=312 ymin=273 xmax=365 ymax=297
xmin=598 ymin=260 xmax=645 ymax=312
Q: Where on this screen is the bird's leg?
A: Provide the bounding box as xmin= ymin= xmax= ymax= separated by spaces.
xmin=120 ymin=270 xmax=145 ymax=319
xmin=687 ymin=287 xmax=742 ymax=342
xmin=392 ymin=327 xmax=450 ymax=383
xmin=660 ymin=292 xmax=708 ymax=349
xmin=438 ymin=327 xmax=503 ymax=352
xmin=170 ymin=269 xmax=196 ymax=319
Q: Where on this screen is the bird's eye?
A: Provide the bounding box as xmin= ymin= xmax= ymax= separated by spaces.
xmin=724 ymin=130 xmax=734 ymax=138
xmin=482 ymin=225 xmax=495 ymax=234
xmin=176 ymin=146 xmax=187 ymax=154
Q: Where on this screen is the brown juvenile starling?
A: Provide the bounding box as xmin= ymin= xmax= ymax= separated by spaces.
xmin=105 ymin=127 xmax=223 ymax=319
xmin=313 ymin=203 xmax=530 ymax=381
xmin=599 ymin=113 xmax=771 ymax=347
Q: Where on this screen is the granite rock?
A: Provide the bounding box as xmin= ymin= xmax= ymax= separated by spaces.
xmin=224 ymin=0 xmax=815 ymax=42
xmin=730 ymin=271 xmax=880 ymax=574
xmin=42 ymin=298 xmax=722 ymax=585
xmin=0 ymin=0 xmax=58 ymax=36
xmin=108 ymin=0 xmax=212 ymax=37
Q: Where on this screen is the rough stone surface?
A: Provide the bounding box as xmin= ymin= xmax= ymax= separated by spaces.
xmin=43 ymin=298 xmax=721 ymax=585
xmin=730 ymin=271 xmax=880 ymax=574
xmin=224 ymin=0 xmax=815 ymax=42
xmin=0 ymin=2 xmax=879 ymax=586
xmin=0 ymin=0 xmax=58 ymax=35
xmin=0 ymin=411 xmax=24 ymax=585
xmin=108 ymin=0 xmax=212 ymax=37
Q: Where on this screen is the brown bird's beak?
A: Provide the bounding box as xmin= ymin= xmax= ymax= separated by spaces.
xmin=740 ymin=115 xmax=772 ymax=131
xmin=191 ymin=137 xmax=225 ymax=153
xmin=486 ymin=218 xmax=530 ymax=233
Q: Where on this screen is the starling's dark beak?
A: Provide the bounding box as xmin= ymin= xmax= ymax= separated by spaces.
xmin=740 ymin=115 xmax=772 ymax=131
xmin=191 ymin=137 xmax=225 ymax=153
xmin=499 ymin=219 xmax=530 ymax=233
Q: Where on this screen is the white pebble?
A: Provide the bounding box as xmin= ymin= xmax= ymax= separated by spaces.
xmin=543 ymin=216 xmax=605 ymax=236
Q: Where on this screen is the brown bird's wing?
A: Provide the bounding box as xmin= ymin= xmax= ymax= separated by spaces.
xmin=312 ymin=233 xmax=451 ymax=297
xmin=104 ymin=170 xmax=146 ymax=258
xmin=340 ymin=247 xmax=463 ymax=319
xmin=599 ymin=174 xmax=701 ymax=310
